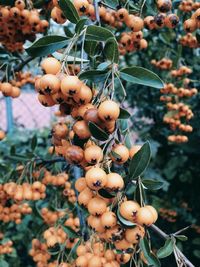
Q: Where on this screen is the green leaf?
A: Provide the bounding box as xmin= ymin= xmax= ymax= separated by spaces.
xmin=119 ymin=107 xmax=131 ymax=119
xmin=33 ymin=0 xmax=46 ymax=8
xmin=26 ymin=35 xmax=68 ymax=57
xmin=52 ymin=52 xmax=89 ymax=63
xmin=196 ymin=33 xmax=200 ymax=43
xmin=129 ymin=141 xmax=151 ymax=179
xmin=140 ymin=238 xmax=161 ymax=267
xmin=142 ymin=179 xmax=164 ymax=191
xmin=10 ymin=145 xmax=16 ymax=155
xmin=157 ymin=238 xmax=174 ymax=259
xmin=86 ymin=25 xmax=114 ymax=42
xmin=0 ymin=0 xmax=14 ymax=5
xmin=193 ymin=250 xmax=200 ymax=259
xmin=117 ymin=208 xmax=136 ymax=227
xmin=75 ymin=18 xmax=88 ymax=34
xmin=104 ymin=0 xmax=118 ymax=8
xmin=120 ymin=67 xmax=164 ymax=89
xmin=88 ymin=122 xmax=109 ymax=141
xmin=0 ymin=259 xmax=9 ymax=267
xmin=79 ymin=69 xmax=108 ymax=81
xmin=98 ymin=188 xmax=116 ymax=199
xmin=175 ymin=235 xmax=188 ymax=241
xmin=59 ymin=0 xmax=80 ymax=24
xmin=84 ymin=40 xmax=99 ymax=56
xmin=31 ymin=135 xmax=37 ymax=151
xmin=104 ymin=37 xmax=119 ymax=63
xmin=62 ymin=226 xmax=79 ymax=238
xmin=63 ymin=26 xmax=74 ymax=38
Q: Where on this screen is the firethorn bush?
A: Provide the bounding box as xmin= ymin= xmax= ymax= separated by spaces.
xmin=0 ymin=0 xmax=200 ymax=266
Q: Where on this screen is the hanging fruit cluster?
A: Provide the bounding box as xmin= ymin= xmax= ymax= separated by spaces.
xmin=0 ymin=82 xmax=21 ymax=98
xmin=179 ymin=7 xmax=200 ymax=48
xmin=179 ymin=0 xmax=200 ymax=12
xmin=0 ymin=234 xmax=13 ymax=255
xmin=0 ymin=0 xmax=48 ymax=52
xmin=159 ymin=64 xmax=197 ymax=143
xmin=10 ymin=71 xmax=36 ymax=88
xmin=151 ymin=58 xmax=173 ymax=70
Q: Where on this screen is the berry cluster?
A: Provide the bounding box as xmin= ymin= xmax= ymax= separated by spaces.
xmin=184 ymin=8 xmax=200 ymax=33
xmin=151 ymin=58 xmax=173 ymax=70
xmin=0 ymin=82 xmax=21 ymax=98
xmin=0 ymin=203 xmax=32 ymax=224
xmin=3 ymin=181 xmax=46 ymax=201
xmin=29 ymin=239 xmax=51 ymax=267
xmin=180 ymin=33 xmax=200 ymax=48
xmin=10 ymin=71 xmax=35 ymax=88
xmin=159 ymin=65 xmax=197 ymax=143
xmin=0 ymin=0 xmax=48 ymax=52
xmin=41 ymin=207 xmax=66 ymax=225
xmin=179 ymin=0 xmax=200 ymax=12
xmin=43 ymin=227 xmax=68 ymax=247
xmin=0 ymin=234 xmax=13 ymax=255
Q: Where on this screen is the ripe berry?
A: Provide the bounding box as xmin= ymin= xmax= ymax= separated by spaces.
xmin=101 ymin=211 xmax=117 ymax=229
xmin=73 ymin=120 xmax=91 ymax=139
xmin=119 ymin=200 xmax=140 ymax=222
xmin=136 ymin=206 xmax=155 ymax=226
xmin=111 ymin=144 xmax=129 ymax=164
xmin=125 ymin=225 xmax=145 ymax=244
xmin=85 ymin=167 xmax=107 ymax=190
xmin=84 ymin=145 xmax=103 ymax=165
xmin=40 ymin=74 xmax=60 ymax=94
xmin=41 ymin=57 xmax=61 ymax=75
xmin=88 ymin=197 xmax=107 ymax=216
xmin=61 ymin=76 xmax=82 ymax=96
xmin=98 ymin=100 xmax=120 ymax=122
xmin=105 ymin=173 xmax=124 ymax=191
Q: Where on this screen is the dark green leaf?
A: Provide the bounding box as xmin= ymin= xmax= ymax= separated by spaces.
xmin=117 ymin=208 xmax=136 ymax=227
xmin=84 ymin=40 xmax=99 ymax=56
xmin=63 ymin=26 xmax=74 ymax=38
xmin=119 ymin=107 xmax=131 ymax=119
xmin=175 ymin=235 xmax=188 ymax=241
xmin=31 ymin=135 xmax=37 ymax=151
xmin=59 ymin=0 xmax=80 ymax=24
xmin=98 ymin=188 xmax=116 ymax=199
xmin=75 ymin=18 xmax=87 ymax=34
xmin=0 ymin=259 xmax=9 ymax=267
xmin=142 ymin=179 xmax=164 ymax=190
xmin=33 ymin=0 xmax=46 ymax=8
xmin=86 ymin=25 xmax=114 ymax=42
xmin=88 ymin=122 xmax=109 ymax=141
xmin=104 ymin=37 xmax=119 ymax=63
xmin=10 ymin=145 xmax=16 ymax=155
xmin=104 ymin=0 xmax=118 ymax=8
xmin=129 ymin=141 xmax=151 ymax=179
xmin=26 ymin=35 xmax=68 ymax=57
xmin=62 ymin=226 xmax=79 ymax=238
xmin=157 ymin=238 xmax=174 ymax=259
xmin=193 ymin=250 xmax=200 ymax=258
xmin=140 ymin=238 xmax=161 ymax=267
xmin=196 ymin=33 xmax=200 ymax=43
xmin=0 ymin=0 xmax=14 ymax=5
xmin=79 ymin=69 xmax=108 ymax=81
xmin=120 ymin=67 xmax=164 ymax=89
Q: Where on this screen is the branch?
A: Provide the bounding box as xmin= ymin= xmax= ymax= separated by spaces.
xmin=1 ymin=56 xmax=34 ymax=82
xmin=150 ymin=224 xmax=195 ymax=267
xmin=93 ymin=0 xmax=100 ymax=25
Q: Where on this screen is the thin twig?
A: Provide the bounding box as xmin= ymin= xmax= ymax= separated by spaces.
xmin=150 ymin=224 xmax=195 ymax=267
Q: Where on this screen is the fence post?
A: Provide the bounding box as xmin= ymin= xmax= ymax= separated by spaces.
xmin=5 ymin=97 xmax=14 ymax=133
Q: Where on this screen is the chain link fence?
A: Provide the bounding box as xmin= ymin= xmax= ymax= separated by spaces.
xmin=0 ymin=85 xmax=56 ymax=132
